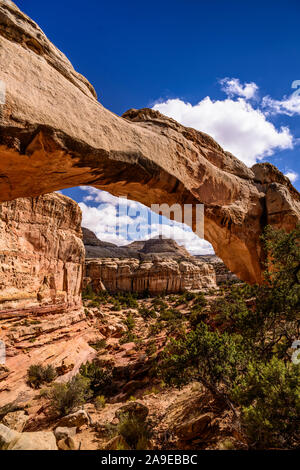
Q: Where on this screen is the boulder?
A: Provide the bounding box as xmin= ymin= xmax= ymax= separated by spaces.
xmin=105 ymin=435 xmax=130 ymax=450
xmin=174 ymin=413 xmax=212 ymax=440
xmin=0 ymin=424 xmax=58 ymax=450
xmin=54 ymin=426 xmax=77 ymax=442
xmin=57 ymin=410 xmax=89 ymax=429
xmin=122 ymin=380 xmax=145 ymax=395
xmin=57 ymin=436 xmax=76 ymax=451
xmin=2 ymin=410 xmax=28 ymax=432
xmin=115 ymin=402 xmax=149 ymax=422
xmin=0 ymin=423 xmax=19 ymax=450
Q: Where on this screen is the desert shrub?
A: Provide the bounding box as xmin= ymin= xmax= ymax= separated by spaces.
xmin=49 ymin=374 xmax=92 ymax=416
xmin=146 ymin=341 xmax=157 ymax=357
xmin=151 ymin=298 xmax=168 ymax=311
xmin=119 ymin=332 xmax=137 ymax=345
xmin=95 ymin=395 xmax=106 ymax=410
xmin=111 ymin=300 xmax=122 ymax=311
xmin=231 ymin=358 xmax=300 ymax=448
xmin=89 ymin=338 xmax=107 ymax=352
xmin=79 ymin=361 xmax=112 ymax=395
xmin=123 ymin=312 xmax=135 ymax=331
xmin=82 ymin=284 xmax=96 ymax=300
xmin=189 ymin=309 xmax=207 ymax=328
xmin=148 ymin=321 xmax=164 ymax=337
xmin=159 ymin=308 xmax=182 ymax=322
xmin=134 ymin=337 xmax=144 ymax=350
xmin=183 ymin=291 xmax=197 ymax=301
xmin=137 ymin=289 xmax=150 ymax=299
xmin=119 ymin=313 xmax=137 ymax=344
xmin=115 ymin=292 xmax=139 ymax=309
xmin=27 ymin=364 xmax=57 ymax=389
xmin=138 ymin=306 xmax=157 ymax=320
xmin=118 ymin=413 xmax=151 ymax=450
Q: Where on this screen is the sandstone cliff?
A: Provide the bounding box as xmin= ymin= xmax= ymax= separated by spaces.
xmin=0 ymin=1 xmax=300 ymax=283
xmin=0 ymin=193 xmax=97 ymax=407
xmin=0 ymin=193 xmax=84 ymax=315
xmin=84 ymin=257 xmax=216 ymax=295
xmin=83 ymin=232 xmax=217 ymax=294
xmin=195 ymin=255 xmax=238 ymax=284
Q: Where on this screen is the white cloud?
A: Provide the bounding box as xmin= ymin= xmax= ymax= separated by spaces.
xmin=220 ymin=77 xmax=258 ymax=100
xmin=79 ymin=189 xmax=214 ymax=255
xmin=262 ymin=94 xmax=300 ymax=116
xmin=284 ymin=170 xmax=298 ymax=184
xmin=80 ymin=186 xmax=140 ymax=209
xmin=153 ymin=96 xmax=293 ymax=166
xmin=145 ymin=222 xmax=214 ymax=255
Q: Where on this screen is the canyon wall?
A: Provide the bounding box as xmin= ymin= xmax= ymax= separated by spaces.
xmin=0 ymin=1 xmax=300 ymax=283
xmin=84 ymin=258 xmax=216 ymax=295
xmin=0 ymin=193 xmax=84 ymax=316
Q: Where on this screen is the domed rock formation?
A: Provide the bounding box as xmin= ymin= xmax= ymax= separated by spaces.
xmin=0 ymin=1 xmax=300 ymax=283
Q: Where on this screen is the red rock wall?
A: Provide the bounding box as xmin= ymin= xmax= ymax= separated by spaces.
xmin=84 ymin=257 xmax=216 ymax=295
xmin=0 ymin=193 xmax=84 ymax=315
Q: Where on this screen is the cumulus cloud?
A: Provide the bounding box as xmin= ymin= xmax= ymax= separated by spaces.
xmin=79 ymin=188 xmax=214 ymax=255
xmin=262 ymin=94 xmax=300 ymax=116
xmin=284 ymin=170 xmax=298 ymax=184
xmin=145 ymin=222 xmax=214 ymax=255
xmin=220 ymin=77 xmax=258 ymax=100
xmin=80 ymin=186 xmax=140 ymax=209
xmin=153 ymin=96 xmax=293 ymax=166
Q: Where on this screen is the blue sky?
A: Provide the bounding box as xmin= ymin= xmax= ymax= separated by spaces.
xmin=18 ymin=0 xmax=300 ymax=253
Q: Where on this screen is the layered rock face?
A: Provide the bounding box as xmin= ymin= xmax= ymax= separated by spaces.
xmin=84 ymin=257 xmax=216 ymax=295
xmin=83 ymin=228 xmax=192 ymax=260
xmin=0 ymin=193 xmax=84 ymax=315
xmin=83 ymin=232 xmax=217 ymax=294
xmin=195 ymin=255 xmax=238 ymax=284
xmin=0 ymin=1 xmax=300 ymax=283
xmin=0 ymin=193 xmax=97 ymax=407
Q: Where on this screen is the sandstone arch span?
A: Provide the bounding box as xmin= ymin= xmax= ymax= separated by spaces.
xmin=0 ymin=0 xmax=300 ymax=284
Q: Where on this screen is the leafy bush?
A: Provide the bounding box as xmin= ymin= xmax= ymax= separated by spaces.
xmin=111 ymin=300 xmax=122 ymax=311
xmin=27 ymin=364 xmax=57 ymax=389
xmin=79 ymin=361 xmax=112 ymax=395
xmin=123 ymin=312 xmax=135 ymax=331
xmin=82 ymin=284 xmax=96 ymax=300
xmin=89 ymin=338 xmax=107 ymax=351
xmin=189 ymin=309 xmax=207 ymax=328
xmin=232 ymin=358 xmax=300 ymax=448
xmin=119 ymin=312 xmax=137 ymax=344
xmin=138 ymin=306 xmax=157 ymax=320
xmin=49 ymin=374 xmax=92 ymax=416
xmin=118 ymin=413 xmax=151 ymax=450
xmin=146 ymin=341 xmax=157 ymax=357
xmin=95 ymin=395 xmax=106 ymax=410
xmin=148 ymin=321 xmax=164 ymax=337
xmin=159 ymin=308 xmax=182 ymax=322
xmin=115 ymin=292 xmax=139 ymax=308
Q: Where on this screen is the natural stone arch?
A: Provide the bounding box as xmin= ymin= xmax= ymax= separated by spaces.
xmin=0 ymin=0 xmax=300 ymax=284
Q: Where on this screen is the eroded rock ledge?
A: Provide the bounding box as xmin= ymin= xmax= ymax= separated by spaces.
xmin=0 ymin=1 xmax=300 ymax=283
